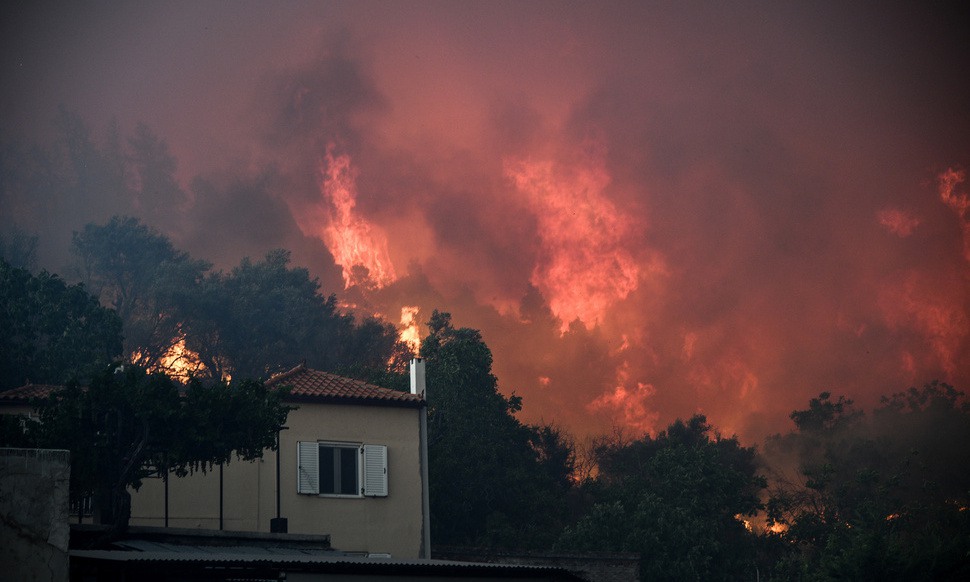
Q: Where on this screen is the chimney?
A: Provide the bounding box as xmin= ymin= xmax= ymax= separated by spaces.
xmin=410 ymin=357 xmax=431 ymax=558
xmin=410 ymin=358 xmax=426 ymax=398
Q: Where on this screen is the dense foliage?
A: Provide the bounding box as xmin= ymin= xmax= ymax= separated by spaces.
xmin=71 ymin=217 xmax=409 ymax=382
xmin=3 ymin=204 xmax=969 ymax=576
xmin=422 ymin=310 xmax=575 ymax=549
xmin=22 ymin=365 xmax=291 ymax=535
xmin=185 ymin=248 xmax=409 ymax=381
xmin=764 ymin=384 xmax=970 ymax=581
xmin=558 ymin=416 xmax=767 ymax=581
xmin=0 ymin=259 xmax=122 ymax=390
xmin=72 ymin=216 xmax=210 ymax=371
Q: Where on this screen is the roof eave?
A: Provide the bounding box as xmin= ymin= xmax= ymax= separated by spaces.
xmin=283 ymin=394 xmax=426 ymax=409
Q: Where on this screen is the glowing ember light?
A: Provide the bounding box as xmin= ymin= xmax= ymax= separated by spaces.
xmin=399 ymin=305 xmax=421 ymax=354
xmin=505 ymin=152 xmax=641 ymax=332
xmin=587 ymin=362 xmax=658 ymax=434
xmin=939 ymin=168 xmax=970 ymax=262
xmin=133 ymin=335 xmax=212 ymax=382
xmin=319 ymin=145 xmax=397 ymax=289
xmin=876 ymin=208 xmax=920 ymax=237
xmin=735 ymin=514 xmax=753 ymax=532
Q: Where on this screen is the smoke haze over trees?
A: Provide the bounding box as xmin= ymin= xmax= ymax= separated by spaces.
xmin=61 ymin=216 xmax=410 ymax=383
xmin=763 ymin=384 xmax=970 ymax=580
xmin=3 ymin=2 xmax=969 ymax=444
xmin=2 ymin=228 xmax=968 ymax=576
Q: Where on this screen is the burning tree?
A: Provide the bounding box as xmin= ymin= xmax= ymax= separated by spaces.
xmin=71 ymin=216 xmax=210 ymax=373
xmin=71 ymin=217 xmax=409 ymax=383
xmin=184 ymin=248 xmax=410 ymax=381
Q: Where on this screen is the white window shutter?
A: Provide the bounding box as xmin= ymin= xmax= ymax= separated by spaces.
xmin=297 ymin=441 xmax=319 ymax=494
xmin=362 ymin=444 xmax=388 ymax=497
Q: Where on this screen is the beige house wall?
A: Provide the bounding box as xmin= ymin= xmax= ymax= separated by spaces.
xmin=129 ymin=400 xmax=424 ymax=558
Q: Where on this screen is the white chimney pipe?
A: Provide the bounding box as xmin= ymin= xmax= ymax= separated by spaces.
xmin=409 ymin=358 xmax=431 ymax=558
xmin=409 ymin=357 xmax=426 ymax=398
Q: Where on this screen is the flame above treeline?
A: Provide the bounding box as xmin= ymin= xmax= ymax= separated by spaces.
xmin=304 ymin=141 xmax=970 ymax=440
xmin=2 ymin=1 xmax=969 ymax=443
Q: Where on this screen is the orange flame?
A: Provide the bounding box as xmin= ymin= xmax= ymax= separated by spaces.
xmin=587 ymin=361 xmax=658 ymax=435
xmin=505 ymin=151 xmax=640 ymax=331
xmin=320 ymin=145 xmax=397 ymax=289
xmin=134 ymin=335 xmax=214 ymax=382
xmin=399 ymin=305 xmax=421 ymax=354
xmin=878 ymin=271 xmax=967 ymax=377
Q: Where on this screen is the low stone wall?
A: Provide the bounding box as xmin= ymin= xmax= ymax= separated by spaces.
xmin=0 ymin=448 xmax=71 ymax=582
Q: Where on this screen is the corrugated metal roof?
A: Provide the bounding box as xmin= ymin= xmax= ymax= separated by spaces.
xmin=70 ymin=549 xmax=581 ymax=576
xmin=113 ymin=539 xmax=334 ymax=556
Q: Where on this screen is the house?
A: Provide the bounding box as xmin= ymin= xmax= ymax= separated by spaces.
xmin=129 ymin=359 xmax=430 ymax=559
xmin=0 ymin=382 xmax=55 ymax=418
xmin=0 ymin=360 xmax=431 ymax=560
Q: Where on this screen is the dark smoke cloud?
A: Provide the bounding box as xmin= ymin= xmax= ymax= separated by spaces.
xmin=2 ymin=1 xmax=969 ymax=443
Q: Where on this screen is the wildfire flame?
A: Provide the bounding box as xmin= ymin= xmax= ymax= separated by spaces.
xmin=939 ymin=167 xmax=970 ymax=262
xmin=587 ymin=361 xmax=658 ymax=435
xmin=505 ymin=151 xmax=641 ymax=332
xmin=134 ymin=335 xmax=214 ymax=382
xmin=320 ymin=145 xmax=397 ymax=289
xmin=399 ymin=305 xmax=421 ymax=354
xmin=878 ymin=271 xmax=967 ymax=377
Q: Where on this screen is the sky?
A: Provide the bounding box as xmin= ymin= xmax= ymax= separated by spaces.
xmin=2 ymin=0 xmax=969 ymax=444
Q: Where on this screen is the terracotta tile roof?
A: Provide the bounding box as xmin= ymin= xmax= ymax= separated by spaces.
xmin=266 ymin=364 xmax=423 ymax=408
xmin=0 ymin=383 xmax=60 ymax=402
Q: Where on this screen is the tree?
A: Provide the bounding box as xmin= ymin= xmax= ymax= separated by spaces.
xmin=184 ymin=249 xmax=409 ymax=381
xmin=71 ymin=216 xmax=210 ymax=372
xmin=24 ymin=364 xmax=291 ymax=540
xmin=126 ymin=123 xmax=188 ymax=234
xmin=421 ymin=310 xmax=575 ymax=549
xmin=0 ymin=259 xmax=122 ymax=390
xmin=764 ymin=384 xmax=970 ymax=581
xmin=0 ymin=227 xmax=38 ymax=270
xmin=558 ymin=415 xmax=767 ymax=581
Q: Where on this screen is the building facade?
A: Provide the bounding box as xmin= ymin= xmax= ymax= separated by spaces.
xmin=129 ymin=362 xmax=429 ymax=558
xmin=0 ymin=362 xmax=430 ymax=559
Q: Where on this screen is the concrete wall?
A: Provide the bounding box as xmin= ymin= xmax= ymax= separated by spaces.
xmin=0 ymin=448 xmax=71 ymax=582
xmin=130 ymin=401 xmax=424 ymax=558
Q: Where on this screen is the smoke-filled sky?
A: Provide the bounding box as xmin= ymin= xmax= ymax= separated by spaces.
xmin=3 ymin=1 xmax=969 ymax=443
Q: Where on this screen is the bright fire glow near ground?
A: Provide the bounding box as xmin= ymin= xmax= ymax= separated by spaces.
xmin=2 ymin=1 xmax=969 ymax=444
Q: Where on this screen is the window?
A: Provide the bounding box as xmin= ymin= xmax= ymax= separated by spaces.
xmin=320 ymin=443 xmax=358 ymax=495
xmin=297 ymin=441 xmax=387 ymax=497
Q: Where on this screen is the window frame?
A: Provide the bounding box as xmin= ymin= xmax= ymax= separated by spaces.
xmin=318 ymin=441 xmax=362 ymax=498
xmin=297 ymin=440 xmax=387 ymax=498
